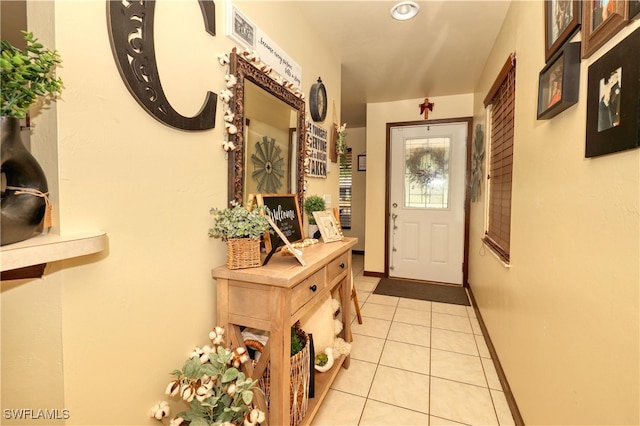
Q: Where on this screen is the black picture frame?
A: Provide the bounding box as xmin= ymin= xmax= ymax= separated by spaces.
xmin=259 ymin=193 xmax=304 ymax=261
xmin=585 ymin=28 xmax=640 ymax=158
xmin=537 ymin=42 xmax=581 ymax=120
xmin=357 ymin=154 xmax=366 ymax=171
xmin=545 ymin=0 xmax=581 ymax=61
xmin=630 ymin=0 xmax=640 ymax=19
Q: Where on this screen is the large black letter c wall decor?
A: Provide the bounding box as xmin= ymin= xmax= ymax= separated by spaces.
xmin=106 ymin=0 xmax=217 ymax=131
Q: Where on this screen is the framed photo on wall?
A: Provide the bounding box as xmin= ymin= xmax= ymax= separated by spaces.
xmin=585 ymin=28 xmax=640 ymax=158
xmin=545 ymin=0 xmax=581 ymax=61
xmin=357 ymin=154 xmax=366 ymax=171
xmin=226 ymin=5 xmax=256 ymax=48
xmin=537 ymin=42 xmax=581 ymax=120
xmin=582 ymin=0 xmax=628 ymax=58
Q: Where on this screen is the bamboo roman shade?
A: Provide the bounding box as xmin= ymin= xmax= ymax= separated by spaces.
xmin=484 ymin=55 xmax=516 ymax=262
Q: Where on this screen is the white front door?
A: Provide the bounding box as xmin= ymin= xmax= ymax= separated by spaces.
xmin=388 ymin=122 xmax=467 ymax=284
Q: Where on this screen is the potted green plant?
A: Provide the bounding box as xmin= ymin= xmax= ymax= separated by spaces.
xmin=1 ymin=31 xmax=63 ymax=119
xmin=150 ymin=326 xmax=266 ymax=426
xmin=1 ymin=31 xmax=63 ymax=245
xmin=243 ymin=324 xmax=310 ymax=426
xmin=303 ymin=195 xmax=325 ymax=239
xmin=209 ymin=201 xmax=272 ymax=269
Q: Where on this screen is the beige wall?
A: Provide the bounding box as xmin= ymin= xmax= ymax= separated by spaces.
xmin=470 ymin=2 xmax=639 ymax=424
xmin=364 ymin=94 xmax=474 ymax=273
xmin=1 ymin=1 xmax=340 ymax=424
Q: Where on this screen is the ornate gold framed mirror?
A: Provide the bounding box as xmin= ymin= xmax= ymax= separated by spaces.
xmin=228 ymin=51 xmax=306 ymax=213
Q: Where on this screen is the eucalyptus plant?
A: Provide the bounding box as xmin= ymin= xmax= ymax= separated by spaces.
xmin=1 ymin=31 xmax=63 ymax=118
xmin=209 ymin=201 xmax=272 ymax=241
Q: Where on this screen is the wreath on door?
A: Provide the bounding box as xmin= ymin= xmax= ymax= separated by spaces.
xmin=405 ymin=146 xmax=447 ymax=191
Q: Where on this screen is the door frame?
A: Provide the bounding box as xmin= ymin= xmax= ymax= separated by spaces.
xmin=384 ymin=117 xmax=473 ymax=286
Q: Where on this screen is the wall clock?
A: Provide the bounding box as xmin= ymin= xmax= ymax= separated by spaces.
xmin=309 ymin=77 xmax=327 ymax=122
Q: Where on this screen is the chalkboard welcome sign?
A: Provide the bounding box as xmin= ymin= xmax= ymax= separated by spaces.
xmin=261 ymin=194 xmax=304 ymax=253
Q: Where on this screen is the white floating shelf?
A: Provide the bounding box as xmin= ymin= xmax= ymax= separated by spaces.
xmin=1 ymin=232 xmax=107 ymax=272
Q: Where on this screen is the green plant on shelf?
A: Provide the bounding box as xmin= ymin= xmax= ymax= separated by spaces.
xmin=1 ymin=31 xmax=64 ymax=118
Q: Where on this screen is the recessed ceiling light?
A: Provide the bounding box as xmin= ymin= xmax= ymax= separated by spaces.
xmin=390 ymin=1 xmax=420 ymax=21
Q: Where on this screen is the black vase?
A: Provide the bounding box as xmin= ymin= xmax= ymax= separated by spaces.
xmin=1 ymin=116 xmax=49 ymax=246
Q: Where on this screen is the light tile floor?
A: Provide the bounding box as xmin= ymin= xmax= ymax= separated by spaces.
xmin=311 ymin=254 xmax=516 ymax=426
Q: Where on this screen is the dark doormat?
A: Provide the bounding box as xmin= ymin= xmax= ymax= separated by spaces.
xmin=373 ymin=278 xmax=470 ymax=306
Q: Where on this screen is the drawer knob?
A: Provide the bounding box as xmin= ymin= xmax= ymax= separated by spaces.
xmin=309 ymin=284 xmax=317 ymax=292
xmin=339 ymin=263 xmax=345 ymax=269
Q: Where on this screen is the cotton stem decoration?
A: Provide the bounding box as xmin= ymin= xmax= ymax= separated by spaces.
xmin=335 ymin=122 xmax=348 ymax=166
xmin=218 ymin=48 xmax=305 ymax=155
xmin=419 ymin=97 xmax=434 ymax=119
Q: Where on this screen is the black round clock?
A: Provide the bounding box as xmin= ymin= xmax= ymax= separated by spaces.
xmin=309 ymin=77 xmax=327 ymax=122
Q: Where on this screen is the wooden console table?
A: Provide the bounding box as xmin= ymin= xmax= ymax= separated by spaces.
xmin=212 ymin=238 xmax=357 ymax=426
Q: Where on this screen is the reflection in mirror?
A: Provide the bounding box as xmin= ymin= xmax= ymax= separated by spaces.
xmin=228 ymin=51 xmax=306 ymax=212
xmin=244 ymin=81 xmax=298 ymax=196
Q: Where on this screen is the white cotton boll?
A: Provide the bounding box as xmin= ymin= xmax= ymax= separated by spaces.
xmin=225 ymin=74 xmax=237 ymax=88
xmin=209 ymin=326 xmax=225 ymax=345
xmin=224 ymin=110 xmax=235 ymax=122
xmin=181 ymin=384 xmax=195 ymax=402
xmin=165 ymin=380 xmax=180 ymax=396
xmin=218 ymin=53 xmax=230 ymax=66
xmin=189 ymin=347 xmax=202 ymax=359
xmin=220 ymin=89 xmax=233 ymax=103
xmin=150 ymin=401 xmax=170 ymax=420
xmin=221 ymin=141 xmax=236 ymax=152
xmin=225 ymin=123 xmax=238 ymax=135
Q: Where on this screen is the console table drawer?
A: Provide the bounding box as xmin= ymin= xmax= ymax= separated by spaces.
xmin=327 ymin=252 xmax=349 ymax=282
xmin=291 ymin=268 xmax=325 ymax=313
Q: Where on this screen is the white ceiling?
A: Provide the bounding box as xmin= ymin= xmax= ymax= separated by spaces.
xmin=293 ymin=1 xmax=512 ymax=127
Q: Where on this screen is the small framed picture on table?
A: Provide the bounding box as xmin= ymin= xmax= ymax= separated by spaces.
xmin=312 ymin=211 xmax=344 ymax=243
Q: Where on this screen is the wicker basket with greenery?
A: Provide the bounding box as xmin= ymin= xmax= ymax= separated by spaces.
xmin=209 ymin=201 xmax=272 ymax=269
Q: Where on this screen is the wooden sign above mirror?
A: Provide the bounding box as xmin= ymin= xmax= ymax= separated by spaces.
xmin=227 ymin=51 xmax=307 ymax=215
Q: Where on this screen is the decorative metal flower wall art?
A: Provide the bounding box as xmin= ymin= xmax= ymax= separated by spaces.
xmin=251 ymin=136 xmax=285 ymax=193
xmin=471 ymin=124 xmax=485 ymax=202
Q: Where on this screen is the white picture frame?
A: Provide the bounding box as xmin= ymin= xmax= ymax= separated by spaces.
xmin=226 ymin=5 xmax=256 ymax=48
xmin=312 ymin=211 xmax=344 ymax=243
